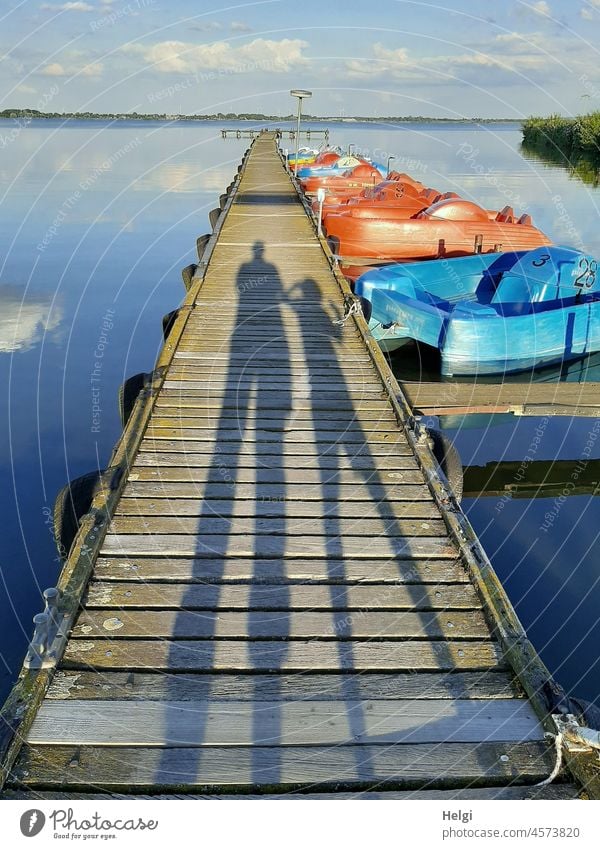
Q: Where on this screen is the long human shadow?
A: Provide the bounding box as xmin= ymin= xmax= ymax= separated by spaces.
xmin=157 ymin=241 xmax=290 ymax=787
xmin=287 ymin=277 xmax=466 ymax=785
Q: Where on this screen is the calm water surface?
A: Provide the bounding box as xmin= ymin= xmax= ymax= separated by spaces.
xmin=0 ymin=119 xmax=598 ymax=705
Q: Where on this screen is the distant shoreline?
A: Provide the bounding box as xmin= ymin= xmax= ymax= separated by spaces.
xmin=0 ymin=109 xmax=523 ymax=124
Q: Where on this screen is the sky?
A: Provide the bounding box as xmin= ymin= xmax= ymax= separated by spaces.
xmin=1 ymin=0 xmax=599 ymax=118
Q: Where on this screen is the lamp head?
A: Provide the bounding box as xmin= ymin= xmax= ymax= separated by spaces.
xmin=290 ymin=89 xmax=312 ymax=99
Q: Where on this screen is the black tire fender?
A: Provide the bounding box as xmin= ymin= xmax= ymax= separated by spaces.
xmin=196 ymin=234 xmax=210 ymax=261
xmin=181 ymin=263 xmax=197 ymax=292
xmin=162 ymin=309 xmax=180 ymax=341
xmin=53 ymin=470 xmax=103 ymax=560
xmin=118 ymin=372 xmax=151 ymax=428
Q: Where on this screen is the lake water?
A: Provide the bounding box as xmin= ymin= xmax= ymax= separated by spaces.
xmin=0 ymin=118 xmax=598 ymax=707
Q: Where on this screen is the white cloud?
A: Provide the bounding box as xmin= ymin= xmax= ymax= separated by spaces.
xmin=41 ymin=62 xmax=67 ymax=76
xmin=123 ymin=38 xmax=309 ymax=75
xmin=0 ymin=287 xmax=63 ymax=354
xmin=494 ymin=32 xmax=547 ymax=52
xmin=346 ymin=32 xmax=555 ymax=85
xmin=530 ymin=1 xmax=551 ymax=16
xmin=231 ymin=21 xmax=252 ymax=32
xmin=581 ymin=7 xmax=593 ymax=17
xmin=80 ymin=62 xmax=104 ymax=77
xmin=41 ymin=2 xmax=94 ymax=11
xmin=40 ymin=60 xmax=103 ymax=77
xmin=347 ymin=43 xmax=408 ymax=77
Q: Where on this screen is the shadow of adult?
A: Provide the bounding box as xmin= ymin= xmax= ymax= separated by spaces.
xmin=158 ymin=241 xmax=291 ymax=785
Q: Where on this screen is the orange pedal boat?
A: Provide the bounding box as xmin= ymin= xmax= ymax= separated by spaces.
xmin=324 ymin=198 xmax=552 ymax=263
xmin=311 ymin=174 xmax=434 ymax=215
xmin=322 ymin=185 xmax=461 ymax=225
xmin=301 ymin=162 xmax=384 ymax=195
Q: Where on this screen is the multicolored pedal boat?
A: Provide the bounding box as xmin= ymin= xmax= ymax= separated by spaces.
xmin=355 ymin=246 xmax=600 ymax=375
xmin=286 ymin=147 xmax=319 ymax=167
xmin=298 ymin=155 xmax=386 ymax=180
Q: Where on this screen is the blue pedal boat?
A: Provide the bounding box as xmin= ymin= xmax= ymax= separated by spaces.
xmin=354 ymin=246 xmax=600 ymax=375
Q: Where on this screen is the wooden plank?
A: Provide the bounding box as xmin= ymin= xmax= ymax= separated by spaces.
xmin=9 ymin=741 xmax=552 ymax=789
xmin=92 ymin=556 xmax=467 ymax=584
xmin=85 ymin=582 xmax=478 ymax=610
xmin=72 ymin=609 xmax=491 ymax=639
xmin=178 ymin=332 xmax=361 ymax=343
xmin=114 ymin=498 xmax=439 ymax=521
xmin=27 ymin=698 xmax=542 ymax=747
xmin=45 ymin=670 xmax=521 ymax=702
xmin=107 ymin=515 xmax=447 ymax=537
xmin=133 ymin=451 xmax=417 ymax=471
xmin=62 ymin=639 xmax=501 ymax=672
xmin=0 ymin=784 xmax=583 ymax=799
xmin=150 ymin=407 xmax=398 ymax=423
xmin=160 ymin=383 xmax=386 ymax=396
xmin=99 ymin=533 xmax=457 ymax=559
xmin=146 ymin=417 xmax=401 ymax=435
xmin=138 ymin=437 xmax=413 ymax=456
xmin=122 ymin=482 xmax=434 ymax=502
xmin=155 ymin=394 xmax=396 ymax=413
xmin=168 ymin=364 xmax=376 ymax=377
xmin=169 ymin=359 xmax=374 ymax=372
xmin=161 ymin=384 xmax=391 ymax=400
xmin=126 ymin=467 xmax=424 ymax=488
xmin=169 ymin=346 xmax=370 ymax=362
xmin=172 ymin=349 xmax=370 ymax=361
xmin=143 ymin=427 xmax=409 ymax=444
xmin=153 ymin=399 xmax=395 ymax=413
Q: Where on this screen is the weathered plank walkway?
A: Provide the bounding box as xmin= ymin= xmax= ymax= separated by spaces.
xmin=0 ymin=133 xmax=589 ymax=798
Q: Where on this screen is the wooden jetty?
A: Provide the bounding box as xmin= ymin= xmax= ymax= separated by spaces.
xmin=0 ymin=132 xmax=597 ymax=799
xmin=222 ymin=127 xmax=329 ymax=142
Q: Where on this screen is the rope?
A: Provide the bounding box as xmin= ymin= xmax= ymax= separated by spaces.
xmin=334 ymin=297 xmax=361 ymax=325
xmin=534 ymin=731 xmax=564 ymax=787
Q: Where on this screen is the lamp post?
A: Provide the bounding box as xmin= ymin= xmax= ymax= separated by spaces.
xmin=387 ymin=155 xmax=396 ymax=177
xmin=290 ymin=89 xmax=312 ymax=174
